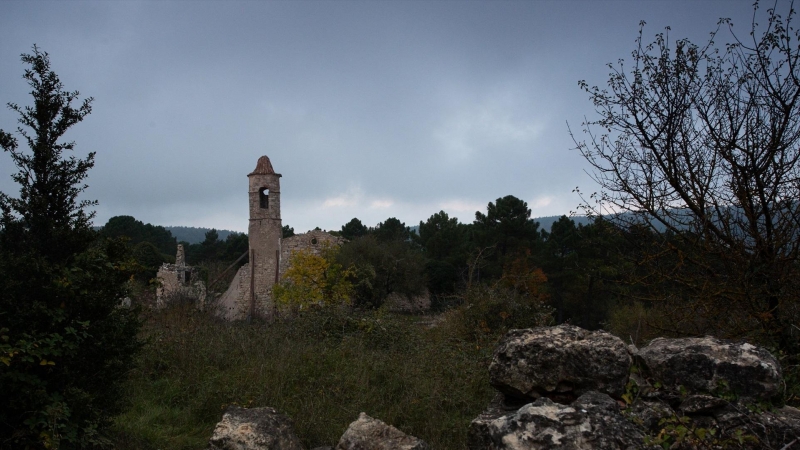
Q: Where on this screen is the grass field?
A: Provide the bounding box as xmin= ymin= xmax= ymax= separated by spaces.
xmin=109 ymin=290 xmax=551 ymax=450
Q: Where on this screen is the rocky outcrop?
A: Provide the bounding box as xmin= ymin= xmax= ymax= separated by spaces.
xmin=636 ymin=336 xmax=782 ymax=402
xmin=335 ymin=413 xmax=429 ymax=450
xmin=469 ymin=392 xmax=648 ymax=450
xmin=470 ymin=326 xmax=800 ymax=450
xmin=208 ymin=406 xmax=305 ymax=450
xmin=489 ymin=325 xmax=632 ymax=401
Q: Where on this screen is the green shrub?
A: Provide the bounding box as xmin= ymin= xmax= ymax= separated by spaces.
xmin=441 ymin=284 xmax=554 ymax=344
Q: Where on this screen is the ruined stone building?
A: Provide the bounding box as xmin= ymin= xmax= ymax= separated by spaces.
xmin=280 ymin=229 xmax=345 ymax=274
xmin=217 ymin=156 xmax=343 ymax=321
xmin=156 ymin=244 xmax=207 ymax=308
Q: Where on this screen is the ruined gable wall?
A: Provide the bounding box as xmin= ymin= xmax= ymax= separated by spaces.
xmin=279 ymin=230 xmax=346 ymax=275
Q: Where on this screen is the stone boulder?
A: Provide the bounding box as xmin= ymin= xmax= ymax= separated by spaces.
xmin=489 ymin=325 xmax=632 ymax=401
xmin=208 ymin=406 xmax=305 ymax=450
xmin=757 ymin=406 xmax=800 ymax=446
xmin=636 ymin=336 xmax=782 ymax=402
xmin=468 ymin=391 xmax=650 ymax=450
xmin=335 ymin=413 xmax=428 ymax=450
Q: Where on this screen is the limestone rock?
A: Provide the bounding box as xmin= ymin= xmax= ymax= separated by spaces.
xmin=208 ymin=406 xmax=305 ymax=450
xmin=637 ymin=336 xmax=782 ymax=401
xmin=335 ymin=412 xmax=428 ymax=450
xmin=489 ymin=325 xmax=632 ymax=401
xmin=468 ymin=391 xmax=648 ymax=450
xmin=757 ymin=405 xmax=800 ymax=447
xmin=626 ymin=400 xmax=673 ymax=433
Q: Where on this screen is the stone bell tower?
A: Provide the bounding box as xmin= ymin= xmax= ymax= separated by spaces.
xmin=247 ymin=155 xmax=282 ymax=318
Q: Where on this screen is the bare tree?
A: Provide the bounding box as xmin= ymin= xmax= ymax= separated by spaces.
xmin=572 ymin=2 xmax=800 ymax=347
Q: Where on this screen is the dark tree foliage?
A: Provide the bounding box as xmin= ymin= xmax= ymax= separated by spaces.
xmin=221 ymin=232 xmax=248 ymax=262
xmin=539 ymin=216 xmax=623 ymax=329
xmin=417 ymin=211 xmax=470 ymax=298
xmin=181 ymin=228 xmax=248 ymax=268
xmin=199 ymin=228 xmax=220 ymax=262
xmin=282 ymin=224 xmax=295 ymax=239
xmin=0 ymin=47 xmax=141 ymax=448
xmin=100 ymin=215 xmax=176 ymax=256
xmin=372 ymin=217 xmax=411 ymax=243
xmin=473 ymin=195 xmax=542 ymax=280
xmin=132 ymin=241 xmax=169 ymax=281
xmin=573 ymin=3 xmax=800 ymax=348
xmin=337 ymin=235 xmax=426 ymax=308
xmin=339 ymin=218 xmax=368 ymax=240
xmin=101 ymin=216 xmax=176 ymax=280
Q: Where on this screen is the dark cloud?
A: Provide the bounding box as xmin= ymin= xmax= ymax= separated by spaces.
xmin=0 ymin=0 xmax=758 ymax=232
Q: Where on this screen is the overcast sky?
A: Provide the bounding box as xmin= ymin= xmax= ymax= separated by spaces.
xmin=0 ymin=0 xmax=762 ymax=233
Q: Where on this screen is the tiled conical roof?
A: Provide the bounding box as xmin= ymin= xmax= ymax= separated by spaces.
xmin=249 ymin=155 xmax=275 ymax=175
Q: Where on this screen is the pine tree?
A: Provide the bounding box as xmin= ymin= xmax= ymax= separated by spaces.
xmin=0 ymin=46 xmax=140 ymax=449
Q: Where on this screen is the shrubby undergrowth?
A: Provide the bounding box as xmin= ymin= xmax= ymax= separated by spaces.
xmin=111 ymin=284 xmax=551 ymax=450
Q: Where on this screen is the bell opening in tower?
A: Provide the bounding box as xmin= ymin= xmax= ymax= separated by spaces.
xmin=259 ymin=187 xmax=269 ymax=209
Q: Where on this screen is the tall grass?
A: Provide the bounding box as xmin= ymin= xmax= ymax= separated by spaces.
xmin=110 ymin=287 xmax=551 ymax=450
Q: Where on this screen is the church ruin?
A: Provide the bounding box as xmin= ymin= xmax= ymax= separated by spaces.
xmin=156 ymin=244 xmax=207 ymax=308
xmin=217 ymin=155 xmax=343 ymax=320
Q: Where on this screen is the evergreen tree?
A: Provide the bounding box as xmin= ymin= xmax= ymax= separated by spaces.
xmin=0 ymin=46 xmax=140 ymax=448
xmin=473 ymin=195 xmax=541 ymax=280
xmin=373 ymin=217 xmax=410 ymax=243
xmin=339 ymin=218 xmax=367 ymax=240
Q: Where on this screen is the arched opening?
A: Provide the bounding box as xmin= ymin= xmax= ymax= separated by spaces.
xmin=259 ymin=187 xmax=269 ymax=209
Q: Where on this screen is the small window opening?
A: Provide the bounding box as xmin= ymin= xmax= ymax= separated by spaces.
xmin=311 ymin=237 xmax=318 ymax=245
xmin=259 ymin=187 xmax=269 ymax=209
xmin=184 ymin=271 xmax=191 ymax=284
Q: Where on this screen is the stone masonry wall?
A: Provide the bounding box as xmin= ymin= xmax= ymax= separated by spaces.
xmin=279 ymin=230 xmax=345 ymax=274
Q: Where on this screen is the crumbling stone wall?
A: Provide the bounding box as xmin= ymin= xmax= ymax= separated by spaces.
xmin=279 ymin=230 xmax=345 ymax=274
xmin=156 ymin=244 xmax=207 ymax=308
xmin=217 ymin=263 xmax=251 ymax=320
